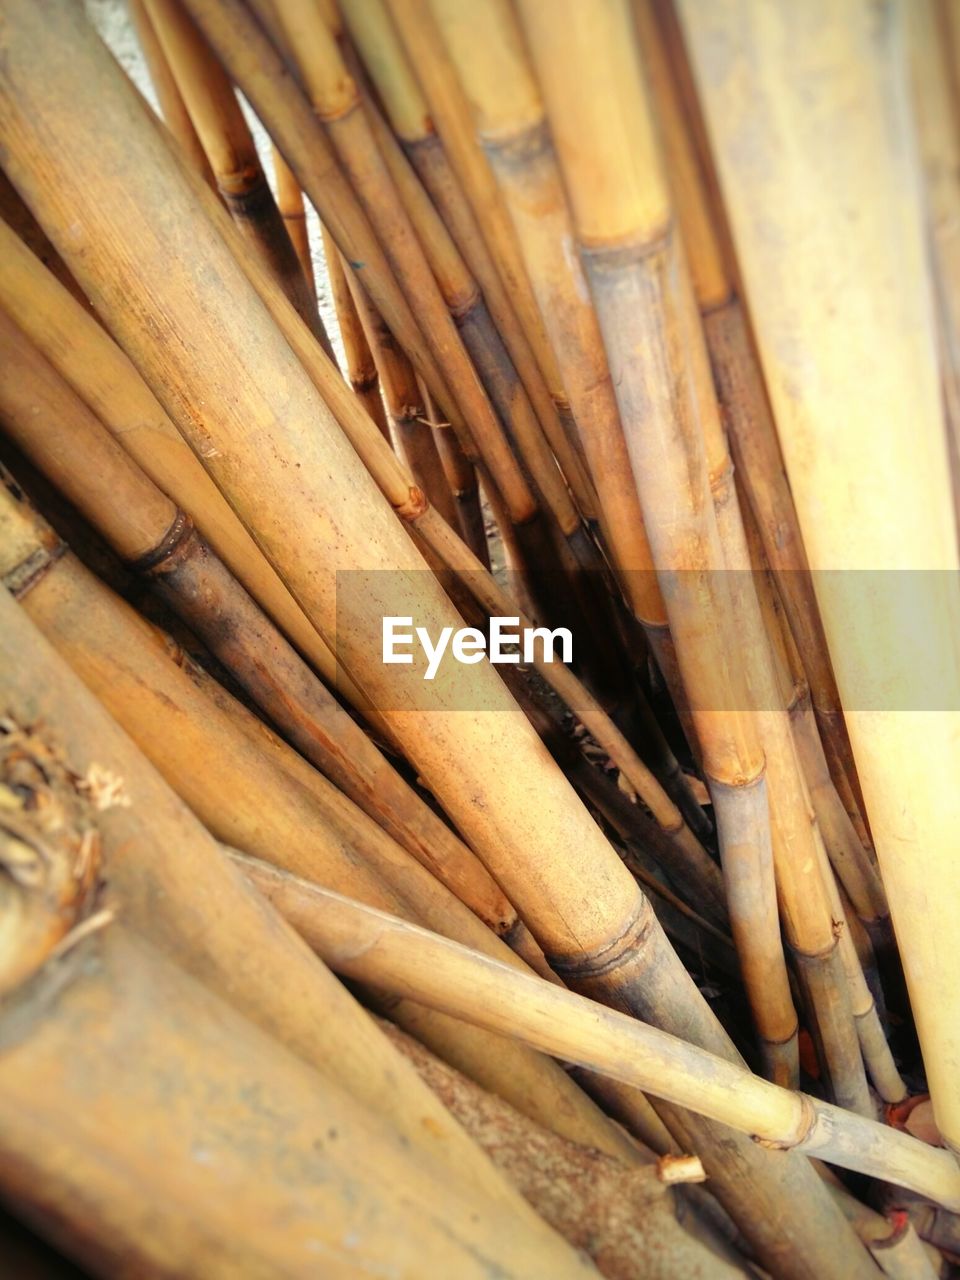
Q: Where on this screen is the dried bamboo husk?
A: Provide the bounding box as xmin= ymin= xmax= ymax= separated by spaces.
xmin=0 ymin=323 xmax=522 ymax=941
xmin=128 ymin=0 xmax=217 ymax=189
xmin=635 ymin=0 xmax=871 ymax=846
xmin=0 ymin=748 xmax=589 ymax=1280
xmin=271 ymin=144 xmax=315 ymax=289
xmin=0 ymin=218 xmax=375 ymax=717
xmin=319 ymin=222 xmax=390 ymax=438
xmin=245 ymin=874 xmax=960 ymax=1216
xmin=269 ymin=0 xmax=553 ymax=541
xmin=143 ymin=0 xmax=328 ymax=349
xmin=0 ymin=10 xmax=872 ymax=1270
xmin=378 ymin=1020 xmax=753 ymax=1280
xmin=0 ymin=482 xmax=660 ymax=1173
xmin=342 ymin=0 xmax=602 ymax=523
xmin=678 ymin=0 xmax=960 ymax=1155
xmin=453 ymin=0 xmax=797 ymax=1088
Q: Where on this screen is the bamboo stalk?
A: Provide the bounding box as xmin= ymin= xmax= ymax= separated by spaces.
xmin=127 ymin=0 xmax=217 ymax=189
xmin=0 ymin=320 xmax=525 ymax=941
xmin=271 ymin=143 xmax=315 ymax=290
xmin=0 ymin=11 xmax=875 ymax=1270
xmin=0 ymin=217 xmax=373 ymax=714
xmin=342 ymin=0 xmax=602 ymax=524
xmin=143 ymin=0 xmax=330 ymax=351
xmin=445 ymin=0 xmax=796 ymax=1087
xmin=240 ymin=871 xmax=960 ymax=1215
xmin=319 ymin=222 xmax=390 ymax=438
xmin=429 ymin=394 xmax=491 ymax=562
xmin=678 ymin=0 xmax=960 ymax=1156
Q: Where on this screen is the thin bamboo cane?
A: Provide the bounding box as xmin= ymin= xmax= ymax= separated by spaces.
xmin=319 ymin=222 xmax=390 ymax=438
xmin=0 ymin=322 xmax=522 ymax=941
xmin=429 ymin=394 xmax=491 ymax=562
xmin=0 ymin=12 xmax=874 ymax=1270
xmin=271 ymin=144 xmax=315 ymax=290
xmin=829 ymin=1182 xmax=943 ymax=1280
xmin=519 ymin=0 xmax=879 ymax=1114
xmin=679 ymin=0 xmax=960 ymax=1155
xmin=342 ymin=263 xmax=462 ymax=531
xmin=268 ymin=0 xmax=554 ymax=543
xmin=144 ymin=0 xmax=329 ymax=349
xmin=447 ymin=0 xmax=796 ymax=1085
xmin=639 ymin=0 xmax=873 ymax=851
xmin=127 ymin=0 xmax=217 ymax=188
xmin=243 ymin=872 xmax=960 ymax=1214
xmin=0 ymin=217 xmax=371 ymax=714
xmin=342 ymin=0 xmax=601 ymax=524
xmin=0 ymin=479 xmax=666 ymax=1171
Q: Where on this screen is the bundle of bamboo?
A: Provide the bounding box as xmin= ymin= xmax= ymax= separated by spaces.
xmin=0 ymin=0 xmax=956 ymax=1275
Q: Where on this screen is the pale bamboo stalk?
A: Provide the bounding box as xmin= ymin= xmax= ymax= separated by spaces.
xmin=638 ymin=0 xmax=872 ymax=849
xmin=451 ymin=0 xmax=796 ymax=1085
xmin=272 ymin=143 xmax=315 ymax=290
xmin=0 ymin=12 xmax=870 ymax=1270
xmin=127 ymin=0 xmax=217 ymax=188
xmin=679 ymin=0 xmax=960 ymax=1155
xmin=270 ymin=0 xmax=549 ymax=537
xmin=826 ymin=1177 xmax=944 ymax=1280
xmin=0 ymin=321 xmax=520 ymax=940
xmin=319 ymin=222 xmax=390 ymax=438
xmin=342 ymin=0 xmax=601 ymax=524
xmin=243 ymin=871 xmax=960 ymax=1215
xmin=0 ymin=217 xmax=371 ymax=714
xmin=144 ymin=0 xmax=329 ymax=349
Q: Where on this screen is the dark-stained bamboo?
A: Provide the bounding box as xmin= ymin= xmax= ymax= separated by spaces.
xmin=0 ymin=11 xmax=875 ymax=1271
xmin=245 ymin=874 xmax=960 ymax=1214
xmin=319 ymin=221 xmax=390 ymax=438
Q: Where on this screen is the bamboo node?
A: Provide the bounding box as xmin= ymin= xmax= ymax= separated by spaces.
xmin=547 ymin=896 xmax=653 ymax=982
xmin=131 ymin=508 xmax=194 ymax=574
xmin=752 ymin=1093 xmax=816 ymax=1151
xmin=394 ymin=485 xmax=428 ymax=521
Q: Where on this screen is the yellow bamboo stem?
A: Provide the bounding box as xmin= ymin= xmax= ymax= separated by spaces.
xmin=679 ymin=0 xmax=960 ymax=1153
xmin=271 ymin=143 xmax=315 ymax=291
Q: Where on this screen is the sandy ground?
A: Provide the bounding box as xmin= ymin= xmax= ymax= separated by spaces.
xmin=82 ymin=0 xmax=344 ymax=364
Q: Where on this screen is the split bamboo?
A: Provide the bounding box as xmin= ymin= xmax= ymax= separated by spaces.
xmin=0 ymin=318 xmax=521 ymax=939
xmin=678 ymin=0 xmax=960 ymax=1155
xmin=0 ymin=9 xmax=876 ymax=1270
xmin=518 ymin=0 xmax=879 ymax=1113
xmin=143 ymin=0 xmax=329 ymax=348
xmin=319 ymin=221 xmax=390 ymax=438
xmin=243 ymin=875 xmax=960 ymax=1214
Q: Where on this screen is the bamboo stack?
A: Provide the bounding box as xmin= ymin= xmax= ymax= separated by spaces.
xmin=0 ymin=0 xmax=956 ymax=1276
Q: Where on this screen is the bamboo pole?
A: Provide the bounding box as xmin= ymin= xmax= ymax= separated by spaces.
xmin=127 ymin=0 xmax=217 ymax=189
xmin=241 ymin=872 xmax=960 ymax=1215
xmin=678 ymin=0 xmax=960 ymax=1156
xmin=143 ymin=0 xmax=329 ymax=350
xmin=0 ymin=217 xmax=373 ymax=713
xmin=635 ymin=0 xmax=871 ymax=847
xmin=271 ymin=143 xmax=315 ymax=291
xmin=0 ymin=10 xmax=875 ymax=1270
xmin=342 ymin=0 xmax=602 ymax=525
xmin=442 ymin=0 xmax=796 ymax=1086
xmin=319 ymin=222 xmax=390 ymax=438
xmin=0 ymin=319 xmax=525 ymax=941
xmin=518 ymin=0 xmax=879 ymax=1113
